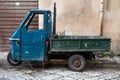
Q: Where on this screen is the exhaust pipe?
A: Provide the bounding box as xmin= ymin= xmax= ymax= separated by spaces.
xmin=53 ymin=2 xmax=56 ymax=36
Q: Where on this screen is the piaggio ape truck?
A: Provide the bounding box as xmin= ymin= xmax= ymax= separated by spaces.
xmin=7 ymin=3 xmax=111 ymax=71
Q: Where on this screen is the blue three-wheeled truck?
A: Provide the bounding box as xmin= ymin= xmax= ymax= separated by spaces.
xmin=8 ymin=3 xmax=111 ymax=71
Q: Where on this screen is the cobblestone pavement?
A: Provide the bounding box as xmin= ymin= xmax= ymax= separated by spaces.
xmin=0 ymin=52 xmax=120 ymax=80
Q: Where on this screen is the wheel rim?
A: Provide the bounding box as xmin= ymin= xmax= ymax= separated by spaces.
xmin=72 ymin=58 xmax=81 ymax=68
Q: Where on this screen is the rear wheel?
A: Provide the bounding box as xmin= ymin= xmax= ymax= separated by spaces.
xmin=68 ymin=54 xmax=86 ymax=71
xmin=7 ymin=52 xmax=22 ymax=66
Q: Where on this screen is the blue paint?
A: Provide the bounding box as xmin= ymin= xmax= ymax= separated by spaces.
xmin=9 ymin=9 xmax=52 ymax=61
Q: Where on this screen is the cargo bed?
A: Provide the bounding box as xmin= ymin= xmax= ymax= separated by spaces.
xmin=50 ymin=36 xmax=111 ymax=52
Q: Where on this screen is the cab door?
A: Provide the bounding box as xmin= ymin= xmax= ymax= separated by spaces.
xmin=21 ymin=28 xmax=45 ymax=61
xmin=20 ymin=13 xmax=46 ymax=61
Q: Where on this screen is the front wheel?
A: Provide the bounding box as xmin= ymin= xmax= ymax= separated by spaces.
xmin=68 ymin=54 xmax=86 ymax=71
xmin=7 ymin=52 xmax=22 ymax=66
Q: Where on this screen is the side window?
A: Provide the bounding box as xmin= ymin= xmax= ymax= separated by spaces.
xmin=38 ymin=14 xmax=44 ymax=29
xmin=25 ymin=14 xmax=44 ymax=31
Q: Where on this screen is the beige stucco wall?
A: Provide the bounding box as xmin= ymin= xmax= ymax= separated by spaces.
xmin=103 ymin=0 xmax=120 ymax=54
xmin=38 ymin=0 xmax=120 ymax=55
xmin=39 ymin=0 xmax=101 ymax=36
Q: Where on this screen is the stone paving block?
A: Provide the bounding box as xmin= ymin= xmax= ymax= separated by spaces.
xmin=114 ymin=71 xmax=120 ymax=75
xmin=31 ymin=72 xmax=49 ymax=78
xmin=98 ymin=73 xmax=119 ymax=80
xmin=55 ymin=70 xmax=78 ymax=76
xmin=112 ymin=77 xmax=120 ymax=80
xmin=54 ymin=76 xmax=74 ymax=80
xmin=43 ymin=68 xmax=65 ymax=74
xmin=98 ymin=79 xmax=106 ymax=80
xmin=0 ymin=78 xmax=9 ymax=80
xmin=40 ymin=74 xmax=61 ymax=80
xmin=83 ymin=71 xmax=103 ymax=77
xmin=85 ymin=77 xmax=99 ymax=80
xmin=69 ymin=72 xmax=92 ymax=80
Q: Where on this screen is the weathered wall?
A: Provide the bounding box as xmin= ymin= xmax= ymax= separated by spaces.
xmin=103 ymin=0 xmax=120 ymax=54
xmin=38 ymin=0 xmax=120 ymax=55
xmin=39 ymin=0 xmax=101 ymax=36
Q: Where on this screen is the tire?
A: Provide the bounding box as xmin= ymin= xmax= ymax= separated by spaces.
xmin=7 ymin=52 xmax=22 ymax=66
xmin=68 ymin=54 xmax=86 ymax=71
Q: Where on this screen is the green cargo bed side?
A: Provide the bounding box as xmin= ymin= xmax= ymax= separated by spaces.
xmin=50 ymin=36 xmax=111 ymax=52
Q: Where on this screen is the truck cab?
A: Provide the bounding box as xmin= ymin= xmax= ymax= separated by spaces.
xmin=8 ymin=10 xmax=52 ymax=64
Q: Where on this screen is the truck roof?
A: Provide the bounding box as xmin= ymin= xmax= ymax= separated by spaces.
xmin=28 ymin=9 xmax=51 ymax=13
